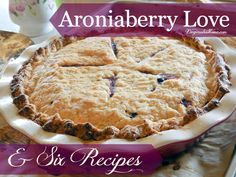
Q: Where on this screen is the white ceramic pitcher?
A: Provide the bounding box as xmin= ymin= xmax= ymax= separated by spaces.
xmin=9 ymin=0 xmax=57 ymax=37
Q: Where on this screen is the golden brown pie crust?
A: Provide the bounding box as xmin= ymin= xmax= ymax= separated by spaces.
xmin=10 ymin=37 xmax=231 ymax=140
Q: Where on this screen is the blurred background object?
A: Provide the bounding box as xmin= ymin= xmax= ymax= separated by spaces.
xmin=0 ymin=30 xmax=32 ymax=77
xmin=8 ymin=0 xmax=57 ymax=37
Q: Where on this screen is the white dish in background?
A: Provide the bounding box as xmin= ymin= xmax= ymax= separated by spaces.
xmin=0 ymin=37 xmax=235 ymax=156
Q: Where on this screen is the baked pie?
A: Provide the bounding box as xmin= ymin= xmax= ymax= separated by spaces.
xmin=0 ymin=30 xmax=33 ymax=61
xmin=10 ymin=37 xmax=231 ymax=140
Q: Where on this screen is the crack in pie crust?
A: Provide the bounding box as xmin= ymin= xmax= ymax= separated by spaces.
xmin=10 ymin=37 xmax=231 ymax=140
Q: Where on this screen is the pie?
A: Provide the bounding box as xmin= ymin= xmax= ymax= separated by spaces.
xmin=10 ymin=37 xmax=231 ymax=140
xmin=0 ymin=30 xmax=33 ymax=61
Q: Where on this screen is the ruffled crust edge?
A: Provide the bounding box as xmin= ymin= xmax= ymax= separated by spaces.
xmin=10 ymin=37 xmax=231 ymax=141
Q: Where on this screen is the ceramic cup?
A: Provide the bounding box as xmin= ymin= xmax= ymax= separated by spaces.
xmin=9 ymin=0 xmax=58 ymax=37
